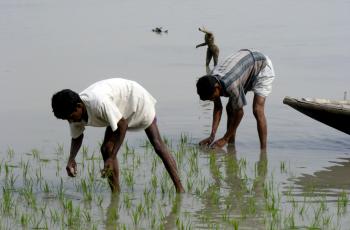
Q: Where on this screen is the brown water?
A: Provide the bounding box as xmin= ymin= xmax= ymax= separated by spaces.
xmin=0 ymin=0 xmax=350 ymax=229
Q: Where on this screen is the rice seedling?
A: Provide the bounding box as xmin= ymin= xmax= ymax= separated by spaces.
xmin=55 ymin=160 xmax=61 ymax=177
xmin=188 ymin=150 xmax=199 ymax=176
xmin=82 ymin=145 xmax=89 ymax=158
xmin=209 ymin=153 xmax=223 ymax=180
xmin=322 ymin=215 xmax=332 ymax=227
xmin=337 ymin=190 xmax=348 ymax=215
xmin=55 ymin=143 xmax=64 ymax=155
xmin=0 ymin=159 xmax=3 ymax=176
xmin=82 ymin=210 xmax=92 ymax=223
xmin=32 ymin=214 xmax=48 ymax=230
xmin=176 ymin=217 xmax=193 ymax=230
xmin=80 ymin=178 xmax=93 ymax=201
xmin=4 ymin=162 xmax=10 ymax=178
xmin=21 ymin=160 xmax=30 ymax=181
xmin=160 ymin=174 xmax=171 ymax=196
xmin=141 ymin=139 xmax=152 ymax=150
xmin=149 ymin=215 xmax=157 ymax=229
xmin=338 ymin=190 xmax=348 ymax=208
xmin=175 ymin=149 xmax=184 ymax=168
xmin=299 ymin=203 xmax=307 ymax=217
xmin=132 ymin=202 xmax=144 ymax=226
xmin=20 ymin=183 xmax=37 ymax=209
xmin=180 ymin=133 xmax=188 ymax=145
xmin=151 ymin=174 xmax=158 ymax=191
xmin=123 ymin=193 xmax=132 ymax=209
xmin=123 ymin=169 xmax=135 ymax=189
xmin=133 ymin=154 xmax=141 ymax=169
xmin=31 ymin=148 xmax=40 ymax=160
xmin=284 ymin=213 xmax=296 ymax=229
xmin=0 ymin=135 xmax=349 ymax=229
xmin=35 ymin=166 xmax=43 ymax=184
xmin=162 ymin=136 xmax=172 ymax=149
xmin=57 ymin=178 xmax=65 ymax=202
xmin=150 ymin=158 xmax=158 ymax=175
xmin=280 ymin=161 xmax=287 ymax=173
xmin=7 ymin=147 xmax=15 ymax=159
xmin=1 ymin=187 xmax=14 ymax=215
xmin=50 ymin=208 xmax=60 ymax=224
xmin=96 ymin=194 xmax=104 ymax=207
xmin=20 ymin=212 xmax=30 ymax=227
xmin=6 ymin=173 xmax=17 ymax=190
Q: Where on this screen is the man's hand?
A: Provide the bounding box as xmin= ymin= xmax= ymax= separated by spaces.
xmin=210 ymin=137 xmax=227 ymax=149
xmin=199 ymin=136 xmax=215 ymax=147
xmin=101 ymin=158 xmax=114 ymax=178
xmin=66 ymin=159 xmax=77 ymax=177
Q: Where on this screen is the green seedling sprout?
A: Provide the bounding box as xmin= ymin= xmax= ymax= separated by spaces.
xmin=55 ymin=143 xmax=64 ymax=155
xmin=7 ymin=148 xmax=15 ymax=159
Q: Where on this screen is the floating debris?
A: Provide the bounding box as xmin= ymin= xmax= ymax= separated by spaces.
xmin=152 ymin=27 xmax=168 ymax=34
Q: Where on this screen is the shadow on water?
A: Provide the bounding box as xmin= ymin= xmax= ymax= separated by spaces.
xmin=290 ymin=157 xmax=350 ymax=197
xmin=271 ymin=136 xmax=350 ymax=152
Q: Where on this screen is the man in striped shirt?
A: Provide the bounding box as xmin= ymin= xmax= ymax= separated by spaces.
xmin=196 ymin=49 xmax=275 ymax=151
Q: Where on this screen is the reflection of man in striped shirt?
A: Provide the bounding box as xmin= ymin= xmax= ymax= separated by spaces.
xmin=196 ymin=49 xmax=276 ymax=151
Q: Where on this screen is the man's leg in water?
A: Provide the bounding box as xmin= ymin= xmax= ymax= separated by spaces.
xmin=145 ymin=118 xmax=185 ymax=193
xmin=253 ymin=94 xmax=267 ymax=151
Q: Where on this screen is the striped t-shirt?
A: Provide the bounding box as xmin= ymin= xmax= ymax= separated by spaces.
xmin=211 ymin=49 xmax=267 ymax=109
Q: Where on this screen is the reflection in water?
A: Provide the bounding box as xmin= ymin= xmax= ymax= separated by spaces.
xmin=163 ymin=194 xmax=182 ymax=229
xmin=104 ymin=192 xmax=182 ymax=229
xmin=105 ymin=193 xmax=120 ymax=230
xmin=199 ymin=100 xmax=213 ymax=135
xmin=206 ymin=66 xmax=212 ymax=74
xmin=194 ymin=146 xmax=268 ymax=229
xmin=291 ymin=158 xmax=350 ymax=196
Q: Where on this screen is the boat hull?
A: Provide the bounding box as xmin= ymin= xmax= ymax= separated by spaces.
xmin=283 ymin=96 xmax=350 ymax=135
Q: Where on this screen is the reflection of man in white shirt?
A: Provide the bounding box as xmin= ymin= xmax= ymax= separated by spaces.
xmin=51 ymin=78 xmax=184 ymax=193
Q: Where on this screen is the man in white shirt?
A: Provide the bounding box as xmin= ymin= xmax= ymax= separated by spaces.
xmin=51 ymin=78 xmax=184 ymax=193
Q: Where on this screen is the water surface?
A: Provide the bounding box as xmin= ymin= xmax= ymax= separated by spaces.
xmin=0 ymin=0 xmax=350 ymax=229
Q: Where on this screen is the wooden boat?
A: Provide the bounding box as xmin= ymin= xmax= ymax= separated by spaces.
xmin=283 ymin=96 xmax=350 ymax=135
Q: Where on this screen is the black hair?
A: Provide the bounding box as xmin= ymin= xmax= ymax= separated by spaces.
xmin=196 ymin=75 xmax=218 ymax=100
xmin=51 ymin=89 xmax=82 ymax=119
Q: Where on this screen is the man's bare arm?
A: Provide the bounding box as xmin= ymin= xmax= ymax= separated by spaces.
xmin=196 ymin=42 xmax=207 ymax=48
xmin=211 ymin=97 xmax=223 ymax=138
xmin=211 ymin=107 xmax=244 ymax=149
xmin=199 ymin=27 xmax=213 ymax=35
xmin=69 ymin=134 xmax=83 ymax=161
xmin=66 ymin=133 xmax=84 ymax=177
xmin=199 ymin=98 xmax=223 ymax=146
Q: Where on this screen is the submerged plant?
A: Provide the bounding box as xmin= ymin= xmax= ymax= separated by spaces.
xmin=0 ymin=135 xmax=349 ymax=229
xmin=337 ymin=190 xmax=349 ymax=215
xmin=55 ymin=143 xmax=64 ymax=155
xmin=1 ymin=187 xmax=14 ymax=214
xmin=81 ymin=178 xmax=93 ymax=201
xmin=7 ymin=148 xmax=15 ymax=159
xmin=31 ymin=148 xmax=40 ymax=160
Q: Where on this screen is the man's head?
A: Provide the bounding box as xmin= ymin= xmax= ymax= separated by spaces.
xmin=51 ymin=89 xmax=84 ymax=122
xmin=196 ymin=75 xmax=221 ymax=101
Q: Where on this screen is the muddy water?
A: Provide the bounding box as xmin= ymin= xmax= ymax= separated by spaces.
xmin=0 ymin=0 xmax=350 ymax=229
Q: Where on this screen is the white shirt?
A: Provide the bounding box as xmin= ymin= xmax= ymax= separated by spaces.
xmin=69 ymin=78 xmax=157 ymax=138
